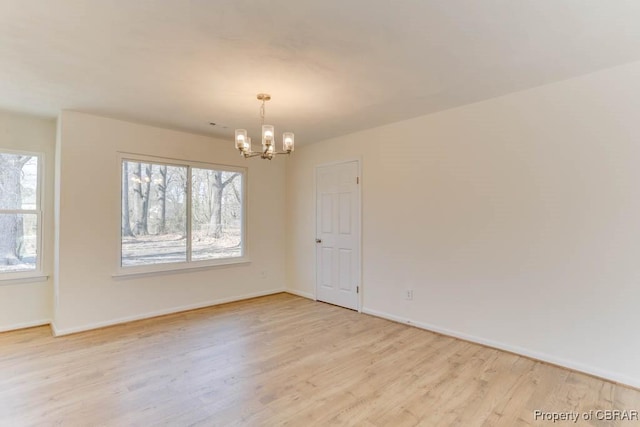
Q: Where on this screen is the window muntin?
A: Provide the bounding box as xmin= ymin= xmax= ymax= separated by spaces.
xmin=120 ymin=155 xmax=245 ymax=271
xmin=0 ymin=152 xmax=41 ymax=277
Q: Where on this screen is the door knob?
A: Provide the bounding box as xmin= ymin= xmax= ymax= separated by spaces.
xmin=316 ymin=239 xmax=322 ymax=243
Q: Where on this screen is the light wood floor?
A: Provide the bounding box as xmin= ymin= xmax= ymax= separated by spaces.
xmin=1 ymin=294 xmax=639 ymax=426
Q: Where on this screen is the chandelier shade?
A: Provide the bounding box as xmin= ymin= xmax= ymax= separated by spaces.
xmin=235 ymin=129 xmax=247 ymax=150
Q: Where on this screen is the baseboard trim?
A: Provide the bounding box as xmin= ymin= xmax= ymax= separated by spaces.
xmin=285 ymin=289 xmax=315 ymax=300
xmin=0 ymin=318 xmax=51 ymax=333
xmin=51 ymin=288 xmax=286 ymax=337
xmin=361 ymin=307 xmax=640 ymax=390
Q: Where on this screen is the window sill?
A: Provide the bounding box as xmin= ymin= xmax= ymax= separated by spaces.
xmin=112 ymin=258 xmax=251 ymax=280
xmin=0 ymin=274 xmax=49 ymax=286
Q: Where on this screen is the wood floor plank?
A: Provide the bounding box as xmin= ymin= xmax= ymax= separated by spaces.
xmin=1 ymin=293 xmax=639 ymax=426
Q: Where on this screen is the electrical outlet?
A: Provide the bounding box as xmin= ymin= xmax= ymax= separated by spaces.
xmin=405 ymin=290 xmax=413 ymax=300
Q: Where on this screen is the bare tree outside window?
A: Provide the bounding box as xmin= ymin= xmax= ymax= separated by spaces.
xmin=121 ymin=162 xmax=187 ymax=267
xmin=0 ymin=153 xmax=39 ymax=274
xmin=191 ymin=168 xmax=242 ymax=261
xmin=120 ymin=158 xmax=244 ymax=269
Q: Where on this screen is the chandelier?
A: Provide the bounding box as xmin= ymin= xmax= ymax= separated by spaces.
xmin=234 ymin=93 xmax=294 ymax=160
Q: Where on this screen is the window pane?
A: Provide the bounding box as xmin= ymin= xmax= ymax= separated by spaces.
xmin=121 ymin=161 xmax=188 ymax=267
xmin=0 ymin=213 xmax=38 ymax=273
xmin=191 ymin=168 xmax=243 ymax=261
xmin=0 ymin=154 xmax=38 ymax=210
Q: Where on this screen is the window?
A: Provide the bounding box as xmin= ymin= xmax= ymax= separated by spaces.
xmin=120 ymin=154 xmax=246 ymax=273
xmin=0 ymin=150 xmax=42 ymax=279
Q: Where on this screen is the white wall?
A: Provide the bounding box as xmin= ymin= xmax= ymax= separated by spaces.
xmin=53 ymin=111 xmax=286 ymax=334
xmin=0 ymin=110 xmax=55 ymax=331
xmin=286 ymin=60 xmax=640 ymax=388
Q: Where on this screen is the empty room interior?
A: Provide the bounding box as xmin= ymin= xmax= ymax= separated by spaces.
xmin=3 ymin=1 xmax=640 ymax=425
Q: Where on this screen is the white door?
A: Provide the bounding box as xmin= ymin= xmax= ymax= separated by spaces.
xmin=316 ymin=161 xmax=361 ymax=310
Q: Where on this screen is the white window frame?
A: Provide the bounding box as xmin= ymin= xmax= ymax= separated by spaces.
xmin=0 ymin=148 xmax=44 ymax=283
xmin=115 ymin=152 xmax=248 ymax=277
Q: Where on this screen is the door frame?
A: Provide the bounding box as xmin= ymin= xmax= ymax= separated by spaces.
xmin=314 ymin=158 xmax=363 ymax=312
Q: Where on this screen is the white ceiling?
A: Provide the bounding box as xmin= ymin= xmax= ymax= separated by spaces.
xmin=1 ymin=1 xmax=640 ymax=145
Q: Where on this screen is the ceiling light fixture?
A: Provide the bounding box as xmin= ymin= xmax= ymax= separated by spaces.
xmin=235 ymin=94 xmax=294 ymax=160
